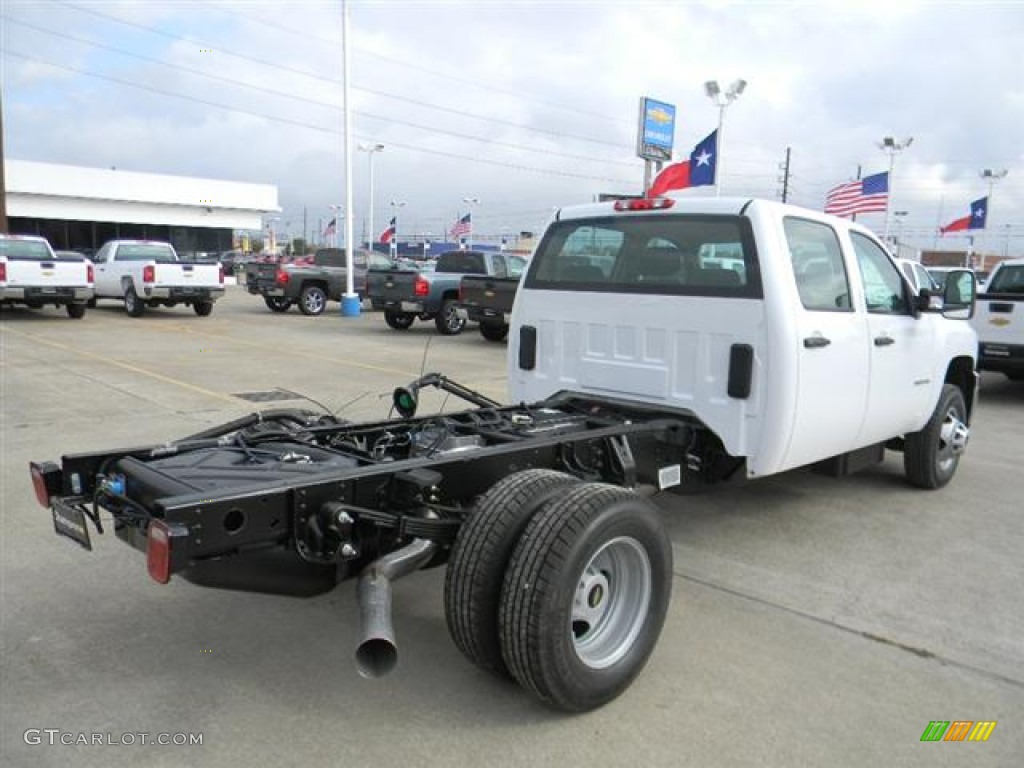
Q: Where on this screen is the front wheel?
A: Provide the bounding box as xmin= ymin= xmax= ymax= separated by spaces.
xmin=264 ymin=297 xmax=292 ymax=313
xmin=299 ymin=285 xmax=327 ymax=316
xmin=435 ymin=298 xmax=466 ymax=335
xmin=124 ymin=286 xmax=145 ymax=317
xmin=384 ymin=311 xmax=415 ymax=330
xmin=193 ymin=301 xmax=214 ymax=317
xmin=499 ymin=483 xmax=673 ymax=712
xmin=66 ymin=302 xmax=87 ymax=319
xmin=904 ymin=383 xmax=969 ymax=489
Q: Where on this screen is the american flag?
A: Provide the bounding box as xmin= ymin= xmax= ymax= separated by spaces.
xmin=323 ymin=217 xmax=336 ymax=237
xmin=449 ymin=213 xmax=471 ymax=239
xmin=824 ymin=171 xmax=889 ymax=217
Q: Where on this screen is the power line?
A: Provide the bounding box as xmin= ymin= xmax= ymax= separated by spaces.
xmin=0 ymin=48 xmax=636 ymax=186
xmin=2 ymin=16 xmax=635 ymax=168
xmin=56 ymin=1 xmax=628 ymax=150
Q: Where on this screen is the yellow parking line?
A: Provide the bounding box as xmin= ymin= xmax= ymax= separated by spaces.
xmin=1 ymin=327 xmax=239 ymax=405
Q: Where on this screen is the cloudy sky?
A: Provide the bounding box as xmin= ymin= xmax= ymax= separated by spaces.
xmin=2 ymin=0 xmax=1022 ymax=253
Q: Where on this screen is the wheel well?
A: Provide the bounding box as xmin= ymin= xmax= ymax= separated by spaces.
xmin=301 ymin=280 xmax=328 ymax=293
xmin=944 ymin=356 xmax=976 ymax=420
xmin=441 ymin=290 xmax=459 ymax=301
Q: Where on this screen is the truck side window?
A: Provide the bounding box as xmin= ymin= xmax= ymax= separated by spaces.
xmin=850 ymin=233 xmax=909 ymax=314
xmin=783 ymin=218 xmax=851 ymax=312
xmin=491 ymin=254 xmax=507 ymax=279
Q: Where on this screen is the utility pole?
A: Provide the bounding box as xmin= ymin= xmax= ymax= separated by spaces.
xmin=777 ymin=146 xmax=791 ymax=203
xmin=302 ymin=206 xmax=307 ymax=253
xmin=0 ymin=89 xmax=8 ymax=233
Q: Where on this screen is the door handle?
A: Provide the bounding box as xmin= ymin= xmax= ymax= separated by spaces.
xmin=803 ymin=336 xmax=831 ymax=349
xmin=874 ymin=335 xmax=895 ymax=347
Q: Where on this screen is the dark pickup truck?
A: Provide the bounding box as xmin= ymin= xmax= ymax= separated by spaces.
xmin=246 ymin=248 xmax=391 ymax=315
xmin=456 ymin=254 xmax=528 ymax=341
xmin=366 ymin=250 xmax=520 ymax=334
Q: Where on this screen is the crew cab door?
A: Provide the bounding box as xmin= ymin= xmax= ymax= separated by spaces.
xmin=780 ymin=217 xmax=871 ymax=470
xmin=848 ymin=232 xmax=935 ymax=442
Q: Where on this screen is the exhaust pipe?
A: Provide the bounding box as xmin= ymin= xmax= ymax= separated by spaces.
xmin=355 ymin=537 xmax=438 ymax=678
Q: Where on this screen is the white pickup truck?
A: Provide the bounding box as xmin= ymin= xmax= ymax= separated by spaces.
xmin=92 ymin=240 xmax=224 ymax=317
xmin=971 ymin=257 xmax=1024 ymax=380
xmin=510 ymin=196 xmax=979 ymax=489
xmin=0 ymin=234 xmax=93 ymax=318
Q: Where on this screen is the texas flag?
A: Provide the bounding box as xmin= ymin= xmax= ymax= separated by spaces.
xmin=646 ymin=130 xmax=718 ymax=197
xmin=940 ymin=197 xmax=988 ymax=235
xmin=379 ymin=216 xmax=396 ymax=244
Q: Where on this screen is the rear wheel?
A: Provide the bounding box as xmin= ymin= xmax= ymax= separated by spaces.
xmin=264 ymin=296 xmax=292 ymax=313
xmin=435 ymin=298 xmax=466 ymax=335
xmin=299 ymin=285 xmax=327 ymax=316
xmin=479 ymin=322 xmax=509 ymax=342
xmin=499 ymin=483 xmax=672 ymax=712
xmin=384 ymin=310 xmax=415 ymax=330
xmin=86 ymin=298 xmax=97 ymax=309
xmin=124 ymin=286 xmax=145 ymax=317
xmin=904 ymin=383 xmax=968 ymax=489
xmin=66 ymin=302 xmax=87 ymax=319
xmin=193 ymin=300 xmax=214 ymax=317
xmin=444 ymin=470 xmax=581 ymax=677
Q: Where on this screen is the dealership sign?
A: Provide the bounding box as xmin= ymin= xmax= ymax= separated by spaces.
xmin=636 ymin=97 xmax=676 ymax=162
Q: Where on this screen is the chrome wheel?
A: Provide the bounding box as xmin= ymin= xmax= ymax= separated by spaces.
xmin=936 ymin=408 xmax=969 ymax=474
xmin=571 ymin=536 xmax=652 ymax=670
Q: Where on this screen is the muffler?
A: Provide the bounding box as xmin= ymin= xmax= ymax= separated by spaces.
xmin=355 ymin=538 xmax=438 ymax=678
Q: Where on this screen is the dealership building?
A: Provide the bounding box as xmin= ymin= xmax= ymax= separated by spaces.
xmin=4 ymin=159 xmax=279 ymax=255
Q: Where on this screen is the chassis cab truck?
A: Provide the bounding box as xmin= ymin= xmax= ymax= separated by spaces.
xmin=30 ymin=198 xmax=977 ymax=713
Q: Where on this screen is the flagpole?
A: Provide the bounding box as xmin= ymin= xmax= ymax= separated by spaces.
xmin=877 ymin=136 xmax=913 ymax=243
xmin=340 ymin=0 xmax=359 ymax=316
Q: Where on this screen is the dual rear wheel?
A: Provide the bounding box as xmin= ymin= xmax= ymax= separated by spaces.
xmin=444 ymin=470 xmax=672 ymax=712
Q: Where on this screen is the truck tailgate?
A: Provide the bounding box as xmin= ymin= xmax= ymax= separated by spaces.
xmin=459 ymin=275 xmax=517 ymax=318
xmin=155 ymin=263 xmax=221 ymax=289
xmin=2 ymin=258 xmax=90 ymax=289
xmin=366 ymin=269 xmax=420 ymax=302
xmin=973 ymin=294 xmax=1023 ymax=345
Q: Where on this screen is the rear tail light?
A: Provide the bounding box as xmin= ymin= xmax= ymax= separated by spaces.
xmin=147 ymin=520 xmax=172 ymax=584
xmin=414 ymin=276 xmax=430 ymax=297
xmin=29 ymin=461 xmax=61 ymax=508
xmin=615 ymin=197 xmax=676 ymax=211
xmin=0 ymin=262 xmax=6 ymax=282
xmin=219 ymin=265 xmax=224 ymax=284
xmin=275 ymin=268 xmax=290 ymax=286
xmin=143 ymin=265 xmax=156 ymax=283
xmin=86 ymin=264 xmax=94 ymax=284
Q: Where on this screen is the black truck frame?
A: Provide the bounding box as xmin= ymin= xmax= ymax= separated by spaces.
xmin=31 ymin=374 xmax=733 ymax=711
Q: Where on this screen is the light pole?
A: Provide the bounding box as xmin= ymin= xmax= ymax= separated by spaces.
xmin=265 ymin=216 xmax=280 ymax=255
xmin=703 ymin=78 xmax=746 ymax=197
xmin=388 ymin=200 xmax=406 ymax=257
xmin=877 ymin=136 xmax=913 ymax=241
xmin=358 ymin=142 xmax=385 ymax=252
xmin=981 ymin=170 xmax=1008 ymax=254
xmin=462 ymin=196 xmax=480 ymax=248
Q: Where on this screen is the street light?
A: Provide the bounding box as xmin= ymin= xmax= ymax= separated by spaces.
xmin=876 ymin=136 xmax=913 ymax=241
xmin=462 ymin=196 xmax=480 ymax=248
xmin=265 ymin=216 xmax=280 ymax=255
xmin=704 ymin=78 xmax=747 ymax=197
xmin=893 ymin=210 xmax=909 ymax=252
xmin=358 ymin=142 xmax=385 ymax=252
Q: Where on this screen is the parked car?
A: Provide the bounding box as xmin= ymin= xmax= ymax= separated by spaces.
xmin=897 ymin=258 xmax=939 ymax=293
xmin=246 ymin=248 xmax=389 ymax=315
xmin=971 ymin=258 xmax=1024 ymax=380
xmin=0 ymin=234 xmax=93 ymax=318
xmin=456 ymin=254 xmax=528 ymax=341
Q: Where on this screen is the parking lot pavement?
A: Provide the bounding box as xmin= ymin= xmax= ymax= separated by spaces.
xmin=2 ymin=287 xmax=1022 ymax=767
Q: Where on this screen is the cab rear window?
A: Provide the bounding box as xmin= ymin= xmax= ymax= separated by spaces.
xmin=0 ymin=239 xmax=53 ymax=260
xmin=115 ymin=244 xmax=177 ymax=263
xmin=524 ymin=214 xmax=760 ymax=297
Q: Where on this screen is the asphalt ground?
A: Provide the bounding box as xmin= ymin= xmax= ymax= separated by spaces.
xmin=2 ymin=286 xmax=1022 ymax=767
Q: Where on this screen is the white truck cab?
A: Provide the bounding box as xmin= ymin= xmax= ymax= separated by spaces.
xmin=509 ymin=197 xmax=978 ymax=487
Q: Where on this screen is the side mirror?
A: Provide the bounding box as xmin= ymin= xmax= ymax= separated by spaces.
xmin=941 ymin=269 xmax=976 ymax=319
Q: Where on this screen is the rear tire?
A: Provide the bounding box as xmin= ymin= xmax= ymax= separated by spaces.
xmin=435 ymin=298 xmax=466 ymax=335
xmin=193 ymin=300 xmax=214 ymax=317
xmin=264 ymin=297 xmax=292 ymax=313
xmin=445 ymin=470 xmax=582 ymax=677
xmin=299 ymin=285 xmax=327 ymax=316
xmin=479 ymin=322 xmax=509 ymax=342
xmin=904 ymin=383 xmax=968 ymax=489
xmin=499 ymin=483 xmax=672 ymax=712
xmin=384 ymin=311 xmax=415 ymax=330
xmin=86 ymin=298 xmax=97 ymax=309
xmin=66 ymin=302 xmax=87 ymax=319
xmin=124 ymin=286 xmax=145 ymax=317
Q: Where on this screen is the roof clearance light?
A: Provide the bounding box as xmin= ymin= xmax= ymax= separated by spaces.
xmin=614 ymin=198 xmax=676 ymax=212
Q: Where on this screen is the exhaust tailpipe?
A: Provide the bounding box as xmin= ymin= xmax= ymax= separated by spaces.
xmin=355 ymin=538 xmax=438 ymax=678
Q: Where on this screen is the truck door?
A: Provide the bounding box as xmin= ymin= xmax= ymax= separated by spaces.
xmin=92 ymin=243 xmax=117 ymax=296
xmin=848 ymin=232 xmax=935 ymax=443
xmin=780 ymin=217 xmax=871 ymax=470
